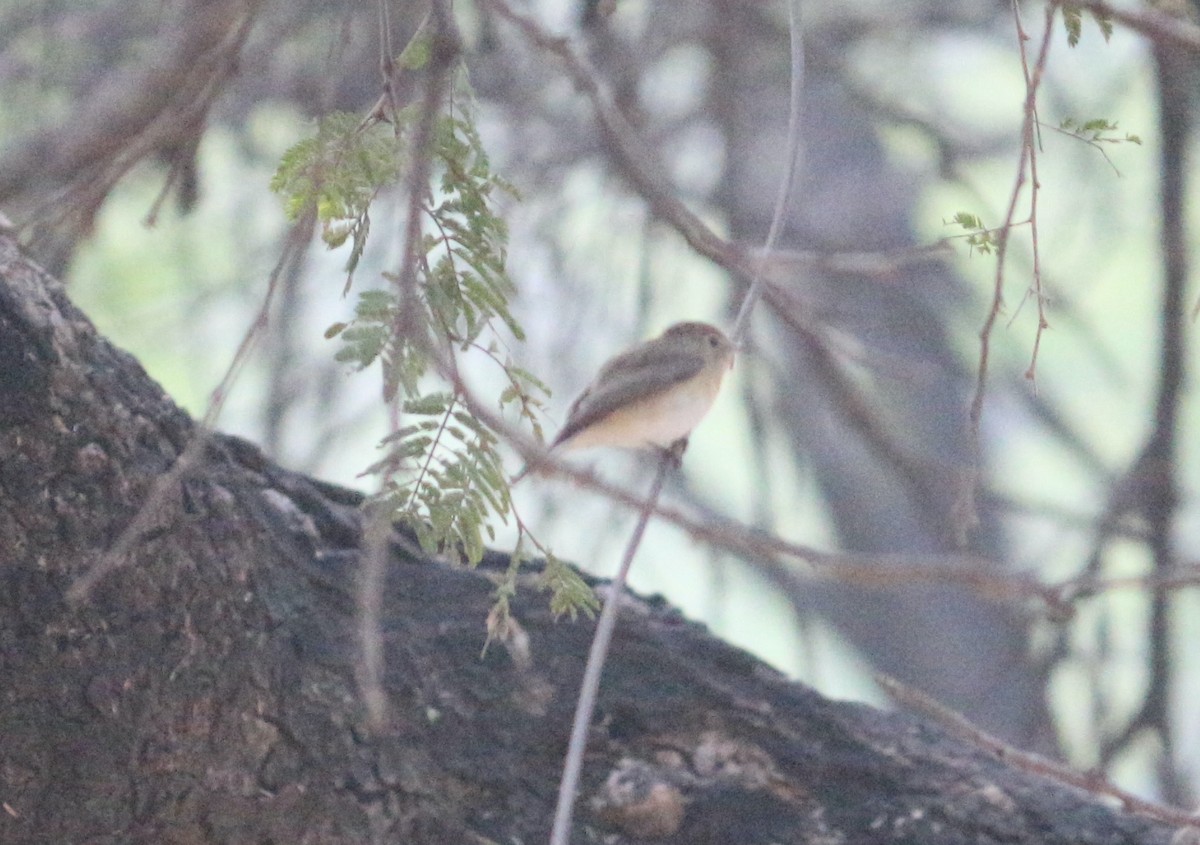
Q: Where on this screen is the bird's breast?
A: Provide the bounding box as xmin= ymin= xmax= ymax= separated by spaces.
xmin=562 ymin=370 xmax=724 ymax=451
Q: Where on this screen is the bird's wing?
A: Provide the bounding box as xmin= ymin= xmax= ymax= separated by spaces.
xmin=551 ymin=350 xmax=705 ymax=447
xmin=592 ymin=337 xmax=668 ymax=381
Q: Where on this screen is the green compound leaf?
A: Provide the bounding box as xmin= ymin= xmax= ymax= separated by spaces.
xmin=281 ymin=59 xmax=568 ymax=619
xmin=271 ymin=112 xmax=404 ymax=274
xmin=540 ymin=553 xmax=599 ymax=620
xmin=1061 ymin=4 xmax=1114 ymax=47
xmin=944 ymin=211 xmax=998 ymax=256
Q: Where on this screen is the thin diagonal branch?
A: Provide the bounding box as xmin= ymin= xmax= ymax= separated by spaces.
xmin=729 ymin=0 xmax=804 ymax=346
xmin=549 ymin=444 xmax=679 ymax=845
xmin=485 ymin=0 xmax=756 ymax=282
xmin=954 ymin=2 xmax=1056 ymax=544
xmin=67 ymin=210 xmax=316 ymax=602
xmin=357 ymin=0 xmax=462 ymax=731
xmin=879 ymin=674 xmax=1200 ymax=829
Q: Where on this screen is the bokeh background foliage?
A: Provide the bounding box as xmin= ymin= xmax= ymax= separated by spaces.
xmin=1 ymin=0 xmax=1198 ymax=805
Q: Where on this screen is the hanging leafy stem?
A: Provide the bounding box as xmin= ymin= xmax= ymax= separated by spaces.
xmin=1060 ymin=4 xmax=1113 ymax=47
xmin=271 ymin=111 xmax=400 ymax=282
xmin=269 ymin=23 xmax=594 ymax=623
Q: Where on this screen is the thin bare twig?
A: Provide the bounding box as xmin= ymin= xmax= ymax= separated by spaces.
xmin=954 ymin=2 xmax=1056 ymax=544
xmin=549 ymin=444 xmax=679 ymax=845
xmin=142 ymin=6 xmax=260 ymax=226
xmin=452 ymin=366 xmax=1200 ymax=619
xmin=1018 ymin=10 xmax=1051 ymax=388
xmin=1037 ymin=121 xmax=1126 ymax=176
xmin=67 ymin=210 xmax=316 ymax=602
xmin=1039 ymin=0 xmax=1200 ymax=313
xmin=729 ymin=0 xmax=804 ymax=346
xmin=879 ymin=674 xmax=1200 ymax=829
xmin=15 ymin=0 xmax=263 ymax=241
xmin=485 ymin=0 xmax=756 ymax=282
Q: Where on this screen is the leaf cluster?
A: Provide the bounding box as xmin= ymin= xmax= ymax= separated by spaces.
xmin=270 ymin=111 xmax=402 ymax=271
xmin=312 ymin=110 xmax=533 ymax=402
xmin=424 ymin=113 xmax=524 ymax=345
xmin=374 ymin=392 xmax=509 ymax=566
xmin=1061 ymin=4 xmax=1113 ymax=47
xmin=1058 ymin=117 xmax=1141 ymax=147
xmin=270 ymin=77 xmax=587 ymax=619
xmin=944 ymin=211 xmax=999 ymax=256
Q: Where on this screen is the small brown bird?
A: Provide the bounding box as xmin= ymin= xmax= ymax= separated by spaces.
xmin=515 ymin=321 xmax=735 ymax=480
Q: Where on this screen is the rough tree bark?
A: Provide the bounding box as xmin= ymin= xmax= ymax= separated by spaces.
xmin=0 ymin=233 xmax=1180 ymax=844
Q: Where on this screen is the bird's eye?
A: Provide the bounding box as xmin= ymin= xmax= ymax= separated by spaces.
xmin=708 ymin=336 xmax=720 ymax=348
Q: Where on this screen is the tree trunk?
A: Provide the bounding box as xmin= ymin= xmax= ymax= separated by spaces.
xmin=0 ymin=233 xmax=1176 ymax=844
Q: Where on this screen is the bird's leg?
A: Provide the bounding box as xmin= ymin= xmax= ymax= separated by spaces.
xmin=663 ymin=437 xmax=689 ymax=469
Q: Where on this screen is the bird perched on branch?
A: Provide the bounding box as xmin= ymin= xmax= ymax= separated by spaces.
xmin=514 ymin=321 xmax=735 ymax=481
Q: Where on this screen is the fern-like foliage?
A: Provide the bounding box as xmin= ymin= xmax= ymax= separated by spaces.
xmin=269 ymin=45 xmax=594 ymax=621
xmin=370 ymin=392 xmax=509 ymax=565
xmin=270 ymin=112 xmax=402 ymax=276
xmin=426 ymin=114 xmax=524 ymax=343
xmin=1060 ymin=4 xmax=1113 ymax=47
xmin=296 ymin=108 xmax=527 ymax=403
